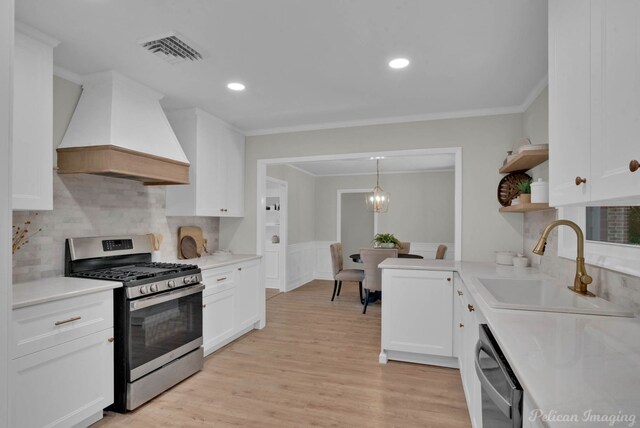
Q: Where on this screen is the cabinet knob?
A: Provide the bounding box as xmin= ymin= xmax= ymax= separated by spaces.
xmin=457 ymin=290 xmax=463 ymax=296
xmin=203 ymin=304 xmax=207 ymax=308
xmin=108 ymin=337 xmax=115 ymax=343
xmin=459 ymin=323 xmax=464 ymax=328
xmin=575 ymin=176 xmax=587 ymax=186
xmin=238 ymin=267 xmax=242 ymax=271
xmin=630 ymin=160 xmax=639 ymax=172
xmin=447 ymin=277 xmax=452 ymax=282
xmin=467 ymin=304 xmax=475 ymax=312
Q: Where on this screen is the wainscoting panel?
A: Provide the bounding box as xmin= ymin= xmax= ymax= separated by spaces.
xmin=285 ymin=242 xmax=455 ymax=291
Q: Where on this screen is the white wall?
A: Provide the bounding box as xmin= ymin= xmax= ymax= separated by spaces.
xmin=0 ymin=1 xmax=14 ymax=425
xmin=315 ymin=171 xmax=455 ymax=243
xmin=220 ymin=114 xmax=525 ymax=262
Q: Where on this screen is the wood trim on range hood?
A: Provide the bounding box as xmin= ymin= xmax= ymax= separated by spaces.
xmin=57 ymin=145 xmax=189 ymax=185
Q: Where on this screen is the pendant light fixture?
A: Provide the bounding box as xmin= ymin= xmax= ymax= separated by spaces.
xmin=366 ymin=159 xmax=390 ymax=213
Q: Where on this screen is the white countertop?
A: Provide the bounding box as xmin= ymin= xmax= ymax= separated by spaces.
xmin=380 ymin=259 xmax=640 ymax=427
xmin=13 ymin=276 xmax=123 ymax=309
xmin=172 ymin=253 xmax=261 ymax=270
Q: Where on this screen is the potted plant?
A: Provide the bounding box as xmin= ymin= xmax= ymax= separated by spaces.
xmin=517 ymin=179 xmax=532 ymax=204
xmin=373 ymin=233 xmax=401 ymax=249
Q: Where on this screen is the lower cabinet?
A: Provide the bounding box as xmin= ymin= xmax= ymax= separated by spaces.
xmin=202 ymin=258 xmax=262 ymax=356
xmin=203 ymin=288 xmax=236 ymax=353
xmin=10 ymin=290 xmax=115 ymax=428
xmin=380 ymin=269 xmax=455 ymax=365
xmin=456 ymin=278 xmax=482 ymax=428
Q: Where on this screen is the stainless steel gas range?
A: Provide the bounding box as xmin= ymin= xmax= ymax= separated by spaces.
xmin=65 ymin=235 xmax=204 ymax=412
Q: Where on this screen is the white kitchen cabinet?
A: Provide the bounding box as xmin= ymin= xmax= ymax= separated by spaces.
xmin=380 ymin=269 xmax=455 ymax=366
xmin=459 ymin=285 xmax=481 ymax=428
xmin=549 ymin=0 xmax=640 ymax=205
xmin=165 ymin=108 xmax=245 ymax=217
xmin=201 ymin=258 xmax=262 ymax=356
xmin=589 ymin=0 xmax=640 ymax=202
xmin=548 ymin=0 xmax=591 ymax=206
xmin=9 ymin=328 xmax=114 ymax=428
xmin=12 ymin=26 xmax=58 ymax=211
xmin=10 ymin=289 xmax=115 ymax=428
xmin=234 ymin=261 xmax=260 ymax=331
xmin=203 ymin=288 xmax=236 ymax=354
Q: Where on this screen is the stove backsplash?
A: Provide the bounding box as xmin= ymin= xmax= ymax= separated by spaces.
xmin=524 ymin=208 xmax=640 ymax=315
xmin=12 ymin=173 xmax=219 ymax=283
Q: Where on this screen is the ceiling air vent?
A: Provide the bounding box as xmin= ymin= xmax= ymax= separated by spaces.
xmin=138 ymin=32 xmax=203 ymax=64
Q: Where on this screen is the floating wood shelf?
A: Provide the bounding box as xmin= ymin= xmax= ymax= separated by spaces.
xmin=499 ymin=149 xmax=549 ymax=174
xmin=499 ymin=203 xmax=552 ymax=213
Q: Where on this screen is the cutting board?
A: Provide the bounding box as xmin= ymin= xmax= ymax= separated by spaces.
xmin=178 ymin=226 xmax=206 ymax=259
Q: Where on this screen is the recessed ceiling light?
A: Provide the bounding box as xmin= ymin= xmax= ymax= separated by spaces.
xmin=388 ymin=58 xmax=410 ymax=69
xmin=227 ymin=82 xmax=245 ymax=91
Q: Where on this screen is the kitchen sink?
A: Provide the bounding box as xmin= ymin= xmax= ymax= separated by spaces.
xmin=476 ymin=277 xmax=635 ymax=317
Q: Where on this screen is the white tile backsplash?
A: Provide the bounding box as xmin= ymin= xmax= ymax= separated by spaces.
xmin=12 ymin=172 xmax=219 ymax=283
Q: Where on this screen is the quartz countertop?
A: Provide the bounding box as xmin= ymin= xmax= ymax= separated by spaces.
xmin=13 ymin=276 xmax=123 ymax=309
xmin=379 ymin=259 xmax=640 ymax=427
xmin=171 ymin=253 xmax=261 ymax=271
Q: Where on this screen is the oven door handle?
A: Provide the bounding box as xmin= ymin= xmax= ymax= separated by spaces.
xmin=130 ymin=284 xmax=204 ymax=311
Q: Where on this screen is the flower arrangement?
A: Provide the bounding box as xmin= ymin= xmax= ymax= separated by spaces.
xmin=12 ymin=213 xmax=42 ymax=254
xmin=373 ymin=233 xmax=401 ymax=248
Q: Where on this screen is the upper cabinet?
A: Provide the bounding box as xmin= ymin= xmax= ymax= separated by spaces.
xmin=12 ymin=25 xmax=59 ymax=211
xmin=165 ymin=108 xmax=245 ymax=217
xmin=549 ymin=0 xmax=640 ymax=206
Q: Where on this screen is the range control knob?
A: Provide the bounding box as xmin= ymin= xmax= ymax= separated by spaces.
xmin=150 ymin=284 xmax=158 ymax=293
xmin=139 ymin=285 xmax=149 ymax=295
xmin=167 ymin=280 xmax=176 ymax=288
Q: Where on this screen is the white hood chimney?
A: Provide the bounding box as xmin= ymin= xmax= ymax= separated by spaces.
xmin=57 ymin=71 xmax=190 ymax=185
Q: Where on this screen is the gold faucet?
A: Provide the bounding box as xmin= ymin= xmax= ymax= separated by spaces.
xmin=532 ymin=220 xmax=595 ymax=297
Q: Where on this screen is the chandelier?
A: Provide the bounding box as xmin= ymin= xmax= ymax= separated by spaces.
xmin=365 ymin=159 xmax=390 ymax=213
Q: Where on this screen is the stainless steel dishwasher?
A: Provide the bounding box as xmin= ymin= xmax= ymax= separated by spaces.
xmin=475 ymin=324 xmax=523 ymax=428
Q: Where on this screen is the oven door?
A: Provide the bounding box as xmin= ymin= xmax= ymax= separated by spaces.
xmin=127 ymin=283 xmax=204 ymax=381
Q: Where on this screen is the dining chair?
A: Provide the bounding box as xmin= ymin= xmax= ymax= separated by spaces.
xmin=360 ymin=248 xmax=398 ymax=314
xmin=436 ymin=244 xmax=447 ymax=260
xmin=398 ymin=242 xmax=411 ymax=254
xmin=329 ymin=243 xmax=365 ymax=303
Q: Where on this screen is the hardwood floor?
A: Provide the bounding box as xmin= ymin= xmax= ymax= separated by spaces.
xmin=265 ymin=287 xmax=281 ymax=300
xmin=93 ymin=280 xmax=471 ymax=427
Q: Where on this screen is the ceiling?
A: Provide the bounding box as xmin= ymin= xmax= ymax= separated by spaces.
xmin=15 ymin=0 xmax=548 ymax=135
xmin=287 ymin=154 xmax=455 ymax=177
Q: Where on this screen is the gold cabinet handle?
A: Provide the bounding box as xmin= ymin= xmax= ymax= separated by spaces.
xmin=54 ymin=316 xmax=81 ymax=326
xmin=459 ymin=323 xmax=464 ymax=328
xmin=467 ymin=304 xmax=475 ymax=312
xmin=575 ymin=176 xmax=587 ymax=186
xmin=108 ymin=337 xmax=115 ymax=343
xmin=457 ymin=290 xmax=463 ymax=296
xmin=630 ymin=160 xmax=639 ymax=172
xmin=217 ymin=277 xmax=227 ymax=282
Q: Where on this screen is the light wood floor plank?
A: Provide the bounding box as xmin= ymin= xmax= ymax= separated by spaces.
xmin=93 ymin=280 xmax=471 ymax=427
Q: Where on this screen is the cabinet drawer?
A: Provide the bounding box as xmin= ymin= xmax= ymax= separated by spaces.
xmin=202 ymin=268 xmax=236 ymax=296
xmin=11 ymin=290 xmax=113 ymax=358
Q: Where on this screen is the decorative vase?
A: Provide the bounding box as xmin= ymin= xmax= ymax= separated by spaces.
xmin=520 ymin=194 xmax=531 ymax=204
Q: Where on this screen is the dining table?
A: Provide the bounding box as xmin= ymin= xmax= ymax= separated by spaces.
xmin=349 ymin=252 xmax=424 ymax=263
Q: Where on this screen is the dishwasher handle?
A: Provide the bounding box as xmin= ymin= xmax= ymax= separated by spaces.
xmin=475 ymin=340 xmax=512 ymax=418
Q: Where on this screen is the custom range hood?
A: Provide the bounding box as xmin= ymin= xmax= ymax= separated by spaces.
xmin=57 ymin=71 xmax=189 ymax=185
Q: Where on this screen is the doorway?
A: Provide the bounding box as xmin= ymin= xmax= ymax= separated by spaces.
xmin=338 ymin=190 xmax=376 ymax=270
xmin=263 ymin=177 xmax=287 ymax=293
